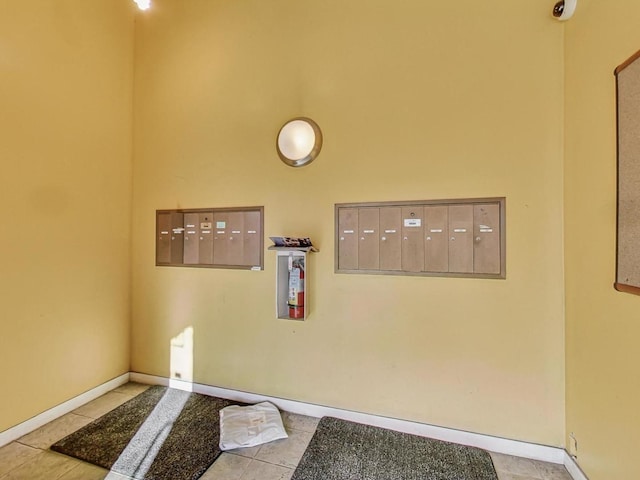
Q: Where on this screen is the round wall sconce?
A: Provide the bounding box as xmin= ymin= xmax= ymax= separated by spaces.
xmin=276 ymin=117 xmax=323 ymax=167
xmin=133 ymin=0 xmax=151 ymax=10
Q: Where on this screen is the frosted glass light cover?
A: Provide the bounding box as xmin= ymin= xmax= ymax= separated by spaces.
xmin=276 ymin=118 xmax=322 ymax=167
xmin=134 ymin=0 xmax=151 ymax=10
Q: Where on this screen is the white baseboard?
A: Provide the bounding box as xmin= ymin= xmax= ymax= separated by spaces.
xmin=0 ymin=373 xmax=129 ymax=448
xmin=1 ymin=371 xmax=585 ymax=480
xmin=564 ymin=452 xmax=589 ymax=480
xmin=130 ymin=372 xmax=567 ymax=466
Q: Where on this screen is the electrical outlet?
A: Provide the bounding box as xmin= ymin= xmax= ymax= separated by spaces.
xmin=569 ymin=432 xmax=578 ymax=458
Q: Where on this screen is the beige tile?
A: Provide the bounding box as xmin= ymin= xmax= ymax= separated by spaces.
xmin=58 ymin=462 xmax=108 ymax=480
xmin=111 ymin=382 xmax=150 ymax=397
xmin=1 ymin=450 xmax=78 ymax=480
xmin=254 ymin=429 xmax=314 ymax=469
xmin=200 ymin=453 xmax=252 ymax=480
xmin=72 ymin=392 xmax=131 ymax=419
xmin=239 ymin=460 xmax=293 ymax=480
xmin=490 ymin=452 xmax=542 ymax=478
xmin=0 ymin=442 xmax=40 ymax=477
xmin=17 ymin=413 xmax=93 ymax=449
xmin=225 ymin=444 xmax=263 ymax=459
xmin=280 ymin=412 xmax=320 ymax=434
xmin=531 ymin=460 xmax=573 ymax=480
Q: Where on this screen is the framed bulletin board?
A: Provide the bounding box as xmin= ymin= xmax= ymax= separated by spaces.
xmin=615 ymin=49 xmax=640 ymax=295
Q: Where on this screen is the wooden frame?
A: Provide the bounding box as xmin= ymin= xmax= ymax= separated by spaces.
xmin=614 ymin=50 xmax=640 ymax=295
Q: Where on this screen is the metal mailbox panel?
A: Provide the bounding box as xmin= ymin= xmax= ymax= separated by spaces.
xmin=424 ymin=205 xmax=449 ymax=273
xmin=358 ymin=208 xmax=380 ymax=270
xmin=243 ymin=210 xmax=261 ymax=267
xmin=156 ymin=207 xmax=262 ymax=269
xmin=335 ymin=198 xmax=504 ymax=278
xmin=183 ymin=213 xmax=200 ymax=265
xmin=448 ymin=205 xmax=473 ymax=273
xmin=156 ymin=213 xmax=172 ymax=264
xmin=379 ymin=206 xmax=402 ymax=271
xmin=473 ymin=203 xmax=501 ymax=274
xmin=338 ymin=208 xmax=358 ymax=270
xmin=198 ymin=212 xmax=214 ymax=265
xmin=401 ymin=206 xmax=425 ymax=272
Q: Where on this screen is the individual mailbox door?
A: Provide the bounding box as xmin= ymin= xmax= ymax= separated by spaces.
xmin=358 ymin=208 xmax=380 ymax=270
xmin=183 ymin=213 xmax=200 ymax=264
xmin=199 ymin=212 xmax=214 ymax=265
xmin=401 ymin=206 xmax=424 ymax=272
xmin=170 ymin=212 xmax=185 ymax=264
xmin=338 ymin=208 xmax=358 ymax=270
xmin=424 ymin=205 xmax=449 ymax=272
xmin=379 ymin=206 xmax=401 ymax=271
xmin=448 ymin=205 xmax=473 ymax=273
xmin=213 ymin=212 xmax=229 ymax=265
xmin=474 ymin=203 xmax=501 ymax=274
xmin=243 ymin=210 xmax=261 ymax=267
xmin=227 ymin=211 xmax=245 ymax=265
xmin=156 ymin=213 xmax=172 ymax=264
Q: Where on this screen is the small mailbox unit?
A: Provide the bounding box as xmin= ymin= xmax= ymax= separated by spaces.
xmin=335 ymin=198 xmax=505 ymax=279
xmin=156 ymin=206 xmax=264 ymax=270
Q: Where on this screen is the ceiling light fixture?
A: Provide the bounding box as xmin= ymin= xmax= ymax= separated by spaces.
xmin=276 ymin=118 xmax=323 ymax=168
xmin=134 ymin=0 xmax=151 ymax=11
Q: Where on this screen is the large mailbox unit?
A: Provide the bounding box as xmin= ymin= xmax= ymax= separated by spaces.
xmin=156 ymin=206 xmax=264 ymax=270
xmin=335 ymin=198 xmax=505 ymax=279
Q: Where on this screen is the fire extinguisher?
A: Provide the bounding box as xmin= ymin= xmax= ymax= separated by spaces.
xmin=288 ymin=259 xmax=305 ymax=319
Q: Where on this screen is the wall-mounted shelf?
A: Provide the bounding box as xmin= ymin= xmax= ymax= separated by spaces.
xmin=268 ymin=246 xmax=319 ymax=253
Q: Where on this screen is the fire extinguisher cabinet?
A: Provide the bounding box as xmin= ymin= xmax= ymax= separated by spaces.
xmin=269 ymin=246 xmax=317 ymax=321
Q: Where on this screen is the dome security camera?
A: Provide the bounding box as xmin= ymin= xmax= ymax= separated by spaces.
xmin=553 ymin=0 xmax=577 ymax=21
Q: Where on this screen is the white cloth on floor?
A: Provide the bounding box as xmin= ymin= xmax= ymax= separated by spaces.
xmin=219 ymin=401 xmax=288 ymax=451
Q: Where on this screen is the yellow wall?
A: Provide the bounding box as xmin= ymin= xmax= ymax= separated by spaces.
xmin=2 ymin=1 xmax=638 ymax=475
xmin=0 ymin=1 xmax=134 ymax=432
xmin=132 ymin=0 xmax=566 ymax=446
xmin=565 ymin=1 xmax=640 ymax=478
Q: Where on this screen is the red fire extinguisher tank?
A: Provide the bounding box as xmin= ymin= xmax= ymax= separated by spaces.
xmin=288 ymin=263 xmax=305 ymax=319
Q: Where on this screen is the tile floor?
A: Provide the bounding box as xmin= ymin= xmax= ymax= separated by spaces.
xmin=0 ymin=383 xmax=573 ymax=480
